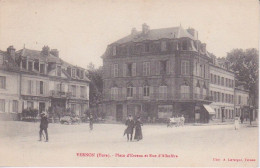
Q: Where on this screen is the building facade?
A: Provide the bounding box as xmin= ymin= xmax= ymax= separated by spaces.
xmin=209 ymin=58 xmax=236 ymax=121
xmin=102 ymin=24 xmax=215 ymax=123
xmin=234 ymin=86 xmax=250 ymax=120
xmin=0 ymin=45 xmax=90 ymax=120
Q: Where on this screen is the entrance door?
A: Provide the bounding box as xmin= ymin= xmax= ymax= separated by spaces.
xmin=39 ymin=102 xmax=46 ymax=114
xmin=116 ymin=104 xmax=123 ymax=121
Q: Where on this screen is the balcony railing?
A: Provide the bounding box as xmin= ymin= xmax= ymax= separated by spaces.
xmin=50 ymin=90 xmax=72 ymax=98
xmin=106 ymin=93 xmax=213 ymax=102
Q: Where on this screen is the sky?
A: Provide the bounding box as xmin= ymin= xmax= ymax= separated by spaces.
xmin=0 ymin=0 xmax=259 ymax=68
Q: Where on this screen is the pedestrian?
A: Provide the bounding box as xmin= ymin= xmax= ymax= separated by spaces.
xmin=124 ymin=115 xmax=135 ymax=141
xmin=180 ymin=115 xmax=185 ymax=126
xmin=175 ymin=115 xmax=180 ymax=127
xmin=134 ymin=116 xmax=143 ymax=141
xmin=234 ymin=114 xmax=240 ymax=130
xmin=89 ymin=114 xmax=93 ymax=131
xmin=240 ymin=115 xmax=244 ymax=124
xmin=39 ymin=111 xmax=48 ymax=142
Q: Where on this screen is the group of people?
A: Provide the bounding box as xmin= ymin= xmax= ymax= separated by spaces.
xmin=124 ymin=115 xmax=143 ymax=142
xmin=167 ymin=115 xmax=185 ymax=127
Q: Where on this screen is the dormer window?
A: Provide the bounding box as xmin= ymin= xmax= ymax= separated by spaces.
xmin=22 ymin=59 xmax=27 ymax=69
xmin=40 ymin=63 xmax=45 ymax=74
xmin=161 ymin=41 xmax=167 ymax=51
xmin=72 ymin=69 xmax=76 ymax=78
xmin=57 ymin=65 xmax=61 ymax=77
xmin=112 ymin=46 xmax=116 ymax=56
xmin=144 ymin=43 xmax=150 ymax=52
xmin=67 ymin=67 xmax=71 ymax=76
xmin=28 ymin=61 xmax=33 ymax=71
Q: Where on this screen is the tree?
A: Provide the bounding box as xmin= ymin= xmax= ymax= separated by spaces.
xmin=225 ymin=48 xmax=259 ymax=107
xmin=86 ymin=63 xmax=103 ymax=108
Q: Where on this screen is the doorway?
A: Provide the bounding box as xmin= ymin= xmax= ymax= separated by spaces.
xmin=39 ymin=102 xmax=46 ymax=114
xmin=116 ymin=104 xmax=123 ymax=121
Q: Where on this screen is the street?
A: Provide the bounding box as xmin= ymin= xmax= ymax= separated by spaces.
xmin=0 ymin=121 xmax=258 ymax=167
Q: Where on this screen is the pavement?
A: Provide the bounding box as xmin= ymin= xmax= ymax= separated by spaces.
xmin=0 ymin=121 xmax=258 ymax=167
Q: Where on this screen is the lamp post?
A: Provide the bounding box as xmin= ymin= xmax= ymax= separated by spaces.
xmin=221 ymin=106 xmax=225 ymax=122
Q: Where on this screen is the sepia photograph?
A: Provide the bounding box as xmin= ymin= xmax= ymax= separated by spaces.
xmin=0 ymin=0 xmax=259 ymax=167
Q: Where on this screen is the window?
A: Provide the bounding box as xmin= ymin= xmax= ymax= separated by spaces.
xmin=214 ymin=75 xmax=217 ymax=84
xmin=202 ymin=88 xmax=207 ymax=98
xmin=182 ymin=40 xmax=188 ymax=50
xmin=111 ymin=87 xmax=118 ymax=100
xmin=221 ymin=77 xmax=224 ymax=86
xmin=126 ymin=63 xmax=136 ymax=76
xmin=218 ymin=76 xmax=220 ymax=85
xmin=143 ymin=85 xmax=150 ymax=97
xmin=222 ymin=93 xmax=224 ymax=102
xmin=145 ymin=43 xmax=150 ymax=52
xmin=143 ymin=62 xmax=150 ymax=76
xmin=80 ymin=86 xmax=86 ymax=98
xmin=238 ymin=95 xmax=241 ymax=104
xmin=71 ymin=85 xmax=76 ymax=97
xmin=113 ymin=64 xmax=118 ymax=77
xmin=161 ymin=41 xmax=167 ymax=51
xmin=0 ymin=99 xmax=5 ymax=112
xmin=28 ymin=61 xmax=33 ymax=71
xmin=159 ymin=86 xmax=167 ymax=100
xmin=67 ymin=67 xmax=71 ymax=76
xmin=181 ymin=85 xmax=190 ymax=99
xmin=22 ymin=59 xmax=27 ymax=69
xmin=12 ymin=100 xmax=18 ymax=113
xmin=71 ymin=104 xmax=76 ymax=113
xmin=40 ymin=81 xmax=44 ymax=94
xmin=34 ymin=61 xmax=39 ymax=71
xmin=72 ymin=69 xmax=76 ymax=78
xmin=27 ymin=80 xmax=33 ymax=94
xmin=127 ymin=86 xmax=133 ymax=98
xmin=40 ymin=64 xmax=45 ymax=74
xmin=210 ymin=74 xmax=213 ymax=83
xmin=181 ymin=61 xmax=190 ymax=75
xmin=0 ymin=76 xmax=6 ymax=89
xmin=158 ymin=105 xmax=173 ymax=118
xmin=57 ymin=65 xmax=61 ymax=77
xmin=27 ymin=101 xmax=33 ymax=109
xmin=112 ymin=46 xmax=117 ymax=56
xmin=225 ymin=78 xmax=228 ymax=87
xmin=160 ymin=60 xmax=167 ymax=74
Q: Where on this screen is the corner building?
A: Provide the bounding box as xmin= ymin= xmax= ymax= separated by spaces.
xmin=102 ymin=24 xmax=215 ymax=123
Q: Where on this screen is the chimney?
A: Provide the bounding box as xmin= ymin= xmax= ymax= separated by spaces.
xmin=142 ymin=23 xmax=150 ymax=34
xmin=201 ymin=43 xmax=206 ymax=53
xmin=42 ymin=46 xmax=50 ymax=56
xmin=131 ymin=27 xmax=137 ymax=35
xmin=50 ymin=49 xmax=59 ymax=57
xmin=7 ymin=46 xmax=16 ymax=60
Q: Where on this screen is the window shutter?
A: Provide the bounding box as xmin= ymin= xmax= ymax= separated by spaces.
xmin=111 ymin=64 xmax=114 ymax=77
xmin=167 ymin=60 xmax=171 ymax=74
xmin=139 ymin=87 xmax=143 ymax=99
xmin=150 ymin=86 xmax=153 ymax=98
xmin=36 ymin=81 xmax=39 ymax=95
xmin=122 ymin=87 xmax=126 ymax=99
xmin=155 ymin=61 xmax=160 ymax=75
xmin=133 ymin=87 xmax=136 ymax=98
xmin=132 ymin=63 xmax=136 ymax=76
xmin=123 ymin=64 xmax=127 ymax=77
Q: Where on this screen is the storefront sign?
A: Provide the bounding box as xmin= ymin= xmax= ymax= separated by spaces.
xmin=21 ymin=95 xmax=50 ymax=102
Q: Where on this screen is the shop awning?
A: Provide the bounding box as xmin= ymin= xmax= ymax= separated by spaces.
xmin=203 ymin=105 xmax=215 ymax=115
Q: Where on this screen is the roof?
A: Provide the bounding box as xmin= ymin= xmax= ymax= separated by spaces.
xmin=113 ymin=26 xmax=195 ymax=45
xmin=17 ymin=48 xmax=61 ymax=63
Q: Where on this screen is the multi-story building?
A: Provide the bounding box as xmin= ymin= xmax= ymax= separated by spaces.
xmin=209 ymin=57 xmax=235 ymax=121
xmin=0 ymin=47 xmax=22 ymax=120
xmin=0 ymin=45 xmax=90 ymax=120
xmin=102 ymin=24 xmax=215 ymax=123
xmin=234 ymin=85 xmax=250 ymax=119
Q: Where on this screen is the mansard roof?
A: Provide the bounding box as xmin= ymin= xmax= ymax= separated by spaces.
xmin=16 ymin=48 xmax=61 ymax=63
xmin=113 ymin=26 xmax=195 ymax=45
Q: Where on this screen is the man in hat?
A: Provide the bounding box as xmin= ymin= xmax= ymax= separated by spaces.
xmin=39 ymin=111 xmax=48 ymax=142
xmin=124 ymin=115 xmax=135 ymax=141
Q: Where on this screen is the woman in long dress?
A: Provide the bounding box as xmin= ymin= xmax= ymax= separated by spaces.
xmin=234 ymin=114 xmax=240 ymax=130
xmin=134 ymin=117 xmax=143 ymax=141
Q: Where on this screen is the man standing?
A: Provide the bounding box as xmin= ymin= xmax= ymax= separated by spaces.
xmin=89 ymin=114 xmax=94 ymax=131
xmin=39 ymin=112 xmax=48 ymax=142
xmin=124 ymin=115 xmax=135 ymax=141
xmin=180 ymin=115 xmax=185 ymax=126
